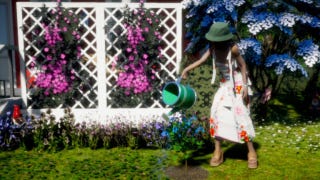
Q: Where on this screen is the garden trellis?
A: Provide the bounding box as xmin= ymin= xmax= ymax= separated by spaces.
xmin=16 ymin=2 xmax=182 ymax=123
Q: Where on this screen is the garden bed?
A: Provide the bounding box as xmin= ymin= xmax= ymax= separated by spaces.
xmin=1 ymin=119 xmax=319 ymax=179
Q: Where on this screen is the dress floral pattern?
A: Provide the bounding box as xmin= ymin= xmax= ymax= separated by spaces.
xmin=209 ymin=51 xmax=255 ymax=143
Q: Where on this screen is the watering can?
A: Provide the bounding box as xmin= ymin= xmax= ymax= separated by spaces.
xmin=162 ymin=77 xmax=197 ymax=115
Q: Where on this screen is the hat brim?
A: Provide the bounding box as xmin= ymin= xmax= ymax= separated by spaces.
xmin=205 ymin=33 xmax=234 ymax=42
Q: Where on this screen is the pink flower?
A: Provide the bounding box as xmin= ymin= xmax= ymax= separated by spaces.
xmin=60 ymin=53 xmax=66 ymax=59
xmin=30 ymin=62 xmax=35 ymax=68
xmin=44 ymin=47 xmax=49 ymax=52
xmin=125 ymin=90 xmax=130 ymax=96
xmin=44 ymin=91 xmax=50 ymax=96
xmin=129 ymin=55 xmax=134 ymax=61
xmin=77 ymin=52 xmax=81 ymax=58
xmin=46 ymin=55 xmax=52 ymax=61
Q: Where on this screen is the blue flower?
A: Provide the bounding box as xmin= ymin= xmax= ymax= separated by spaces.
xmin=279 ymin=13 xmax=297 ymax=28
xmin=231 ymin=10 xmax=238 ymax=21
xmin=297 ymin=39 xmax=320 ymax=67
xmin=206 ymin=1 xmax=222 ymax=14
xmin=172 ymin=126 xmax=179 ymax=133
xmin=237 ymin=38 xmax=262 ymax=65
xmin=185 ymin=31 xmax=193 ymax=39
xmin=242 ymin=10 xmax=277 ymax=35
xmin=201 ymin=15 xmax=212 ymax=27
xmin=265 ymin=54 xmax=308 ymax=77
xmin=310 ymin=16 xmax=320 ymax=28
xmin=252 ymin=0 xmax=269 ymax=8
xmin=293 ymin=0 xmax=313 ymax=4
xmin=161 ymin=131 xmax=169 ymax=137
xmin=195 ymin=127 xmax=205 ymax=134
xmin=189 ymin=115 xmax=197 ymax=122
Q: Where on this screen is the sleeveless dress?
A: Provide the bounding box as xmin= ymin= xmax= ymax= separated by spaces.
xmin=209 ymin=50 xmax=255 ymax=143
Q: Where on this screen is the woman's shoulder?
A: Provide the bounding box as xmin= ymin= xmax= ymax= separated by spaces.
xmin=231 ymin=44 xmax=241 ymax=57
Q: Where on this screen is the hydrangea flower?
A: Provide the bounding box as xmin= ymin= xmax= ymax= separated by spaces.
xmin=265 ymin=54 xmax=308 ymax=77
xmin=237 ymin=38 xmax=262 ymax=65
xmin=252 ymin=0 xmax=270 ymax=8
xmin=241 ymin=10 xmax=277 ymax=35
xmin=293 ymin=0 xmax=314 ymax=4
xmin=278 ymin=13 xmax=297 ymax=28
xmin=296 ymin=40 xmax=320 ymax=67
xmin=183 ymin=0 xmax=246 ymax=53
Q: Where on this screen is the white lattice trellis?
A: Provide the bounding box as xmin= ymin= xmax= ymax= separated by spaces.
xmin=17 ymin=2 xmax=182 ymax=123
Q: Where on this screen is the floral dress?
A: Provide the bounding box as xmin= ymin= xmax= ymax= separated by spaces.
xmin=209 ymin=50 xmax=255 ymax=143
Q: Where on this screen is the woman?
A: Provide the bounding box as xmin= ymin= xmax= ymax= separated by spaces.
xmin=181 ymin=22 xmax=258 ymax=168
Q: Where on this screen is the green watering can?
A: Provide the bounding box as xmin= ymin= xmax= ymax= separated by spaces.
xmin=162 ymin=77 xmax=197 ymax=115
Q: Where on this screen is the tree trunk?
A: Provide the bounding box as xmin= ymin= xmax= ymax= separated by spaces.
xmin=304 ymin=64 xmax=320 ymax=105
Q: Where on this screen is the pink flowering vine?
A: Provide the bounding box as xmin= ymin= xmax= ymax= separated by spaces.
xmin=115 ymin=0 xmax=163 ymax=96
xmin=31 ymin=0 xmax=82 ymax=107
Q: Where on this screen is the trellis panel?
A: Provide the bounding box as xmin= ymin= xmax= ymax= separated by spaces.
xmin=16 ymin=2 xmax=182 ymax=123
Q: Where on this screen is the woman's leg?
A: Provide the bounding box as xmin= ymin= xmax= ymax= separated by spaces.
xmin=247 ymin=141 xmax=258 ymax=168
xmin=214 ymin=139 xmax=222 ymax=156
xmin=210 ymin=139 xmax=224 ymax=166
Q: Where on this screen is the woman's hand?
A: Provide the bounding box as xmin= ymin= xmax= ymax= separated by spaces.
xmin=181 ymin=69 xmax=188 ymax=79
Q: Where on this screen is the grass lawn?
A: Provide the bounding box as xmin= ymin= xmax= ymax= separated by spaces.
xmin=1 ymin=120 xmax=319 ymax=180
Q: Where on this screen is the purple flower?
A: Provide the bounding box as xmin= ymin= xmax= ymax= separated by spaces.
xmin=60 ymin=53 xmax=66 ymax=59
xmin=46 ymin=55 xmax=52 ymax=61
xmin=126 ymin=48 xmax=132 ymax=53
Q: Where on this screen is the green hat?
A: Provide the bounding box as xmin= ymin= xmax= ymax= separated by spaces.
xmin=205 ymin=22 xmax=234 ymax=42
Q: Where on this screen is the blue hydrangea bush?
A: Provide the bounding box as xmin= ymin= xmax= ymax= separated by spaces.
xmin=181 ymin=0 xmax=320 ymax=118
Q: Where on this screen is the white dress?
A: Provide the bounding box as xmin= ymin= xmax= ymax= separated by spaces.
xmin=209 ymin=50 xmax=255 ymax=143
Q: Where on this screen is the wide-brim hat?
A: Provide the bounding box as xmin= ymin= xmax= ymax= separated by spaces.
xmin=205 ymin=22 xmax=234 ymax=42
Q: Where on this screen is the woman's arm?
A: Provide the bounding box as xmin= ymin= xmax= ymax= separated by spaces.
xmin=232 ymin=45 xmax=249 ymax=102
xmin=232 ymin=45 xmax=247 ymax=85
xmin=181 ymin=49 xmax=211 ymax=79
